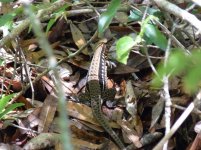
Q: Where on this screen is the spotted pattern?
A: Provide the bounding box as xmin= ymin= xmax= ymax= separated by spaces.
xmin=86 ymin=42 xmax=125 ymax=149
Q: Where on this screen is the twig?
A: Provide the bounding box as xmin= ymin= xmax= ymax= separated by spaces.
xmin=0 ymin=4 xmax=129 ymax=49
xmin=191 ymin=0 xmax=201 ymax=7
xmin=154 ymin=85 xmax=201 ymax=150
xmin=153 ymin=102 xmax=195 ymax=150
xmin=0 ymin=0 xmax=66 ymax=48
xmin=23 ymin=2 xmax=73 ymax=149
xmin=150 ymin=0 xmax=201 ymax=33
xmin=11 ymin=30 xmax=98 ymax=105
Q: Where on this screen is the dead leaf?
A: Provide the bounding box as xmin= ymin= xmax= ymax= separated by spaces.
xmin=16 ymin=95 xmax=33 ymax=109
xmin=18 ymin=107 xmax=41 ymax=135
xmin=125 ymin=80 xmax=137 ymax=117
xmin=23 ymin=133 xmax=60 ymax=150
xmin=70 ymin=125 xmax=104 ymax=144
xmin=149 ymin=97 xmax=165 ymax=131
xmin=129 ymin=115 xmax=143 ymax=137
xmin=115 ymin=12 xmax=128 ymax=23
xmin=38 ymin=94 xmax=58 ymax=132
xmin=79 ymin=120 xmax=104 ymax=132
xmin=70 ymin=23 xmax=88 ymax=55
xmin=188 ymin=133 xmax=201 ymax=150
xmin=66 ymin=101 xmax=119 ymax=128
xmin=77 ymin=22 xmax=90 ymax=33
xmin=0 ymin=143 xmax=22 ymax=150
xmin=71 ymin=137 xmax=106 ymax=150
xmin=66 ymin=101 xmax=98 ymax=125
xmin=119 ymin=120 xmax=142 ymax=148
xmin=48 ymin=18 xmax=66 ymax=43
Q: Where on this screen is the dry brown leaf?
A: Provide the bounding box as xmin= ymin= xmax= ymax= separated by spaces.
xmin=41 ymin=76 xmax=55 ymax=93
xmin=130 ymin=115 xmax=143 ymax=137
xmin=70 ymin=23 xmax=88 ymax=55
xmin=119 ymin=120 xmax=142 ymax=148
xmin=27 ymin=50 xmax=46 ymax=64
xmin=71 ymin=137 xmax=106 ymax=150
xmin=66 ymin=101 xmax=98 ymax=125
xmin=0 ymin=143 xmax=22 ymax=150
xmin=26 ymin=42 xmax=60 ymax=63
xmin=19 ymin=38 xmax=38 ymax=49
xmin=188 ymin=133 xmax=201 ymax=150
xmin=115 ymin=12 xmax=128 ymax=23
xmin=66 ymin=101 xmax=119 ymax=128
xmin=125 ymin=80 xmax=137 ymax=117
xmin=48 ymin=18 xmax=66 ymax=43
xmin=79 ymin=120 xmax=104 ymax=132
xmin=70 ymin=125 xmax=104 ymax=144
xmin=23 ymin=133 xmax=60 ymax=150
xmin=18 ymin=107 xmax=41 ymax=135
xmin=149 ymin=98 xmax=165 ymax=131
xmin=38 ymin=94 xmax=58 ymax=132
xmin=78 ymin=22 xmax=90 ymax=33
xmin=16 ymin=95 xmax=33 ymax=109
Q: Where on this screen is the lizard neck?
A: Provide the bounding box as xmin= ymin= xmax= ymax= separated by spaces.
xmin=87 ymin=42 xmax=107 ymax=91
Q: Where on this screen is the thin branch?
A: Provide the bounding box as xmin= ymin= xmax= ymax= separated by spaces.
xmin=150 ymin=0 xmax=201 ymax=33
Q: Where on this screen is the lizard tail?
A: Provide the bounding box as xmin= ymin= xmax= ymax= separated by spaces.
xmin=92 ymin=107 xmax=126 ymax=150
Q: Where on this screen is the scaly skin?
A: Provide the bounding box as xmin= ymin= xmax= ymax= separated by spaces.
xmin=88 ymin=80 xmax=126 ymax=150
xmin=86 ymin=41 xmax=126 ymax=149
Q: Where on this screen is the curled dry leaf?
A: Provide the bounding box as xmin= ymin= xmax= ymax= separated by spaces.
xmin=119 ymin=120 xmax=142 ymax=148
xmin=149 ymin=97 xmax=165 ymax=131
xmin=70 ymin=23 xmax=88 ymax=55
xmin=66 ymin=101 xmax=119 ymax=128
xmin=66 ymin=101 xmax=97 ymax=125
xmin=38 ymin=94 xmax=58 ymax=133
xmin=125 ymin=80 xmax=137 ymax=117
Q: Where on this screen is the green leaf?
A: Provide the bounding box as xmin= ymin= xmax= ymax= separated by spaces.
xmin=0 ymin=93 xmax=16 ymax=113
xmin=143 ymin=23 xmax=167 ymax=51
xmin=0 ymin=59 xmax=4 ymax=66
xmin=183 ymin=50 xmax=201 ymax=92
xmin=1 ymin=0 xmax=14 ymax=2
xmin=54 ymin=4 xmax=69 ymax=13
xmin=167 ymin=50 xmax=188 ymax=75
xmin=0 ymin=103 xmax=24 ymax=119
xmin=184 ymin=65 xmax=201 ymax=93
xmin=128 ymin=10 xmax=142 ymax=22
xmin=116 ymin=36 xmax=135 ymax=64
xmin=0 ymin=13 xmax=15 ymax=27
xmin=98 ymin=0 xmax=120 ymax=37
xmin=152 ymin=50 xmax=187 ymax=87
xmin=128 ymin=7 xmax=162 ymax=22
xmin=45 ymin=4 xmax=69 ymax=33
xmin=46 ymin=18 xmax=56 ymax=33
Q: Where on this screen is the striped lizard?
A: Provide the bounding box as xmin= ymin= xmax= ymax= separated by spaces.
xmin=86 ymin=39 xmax=126 ymax=150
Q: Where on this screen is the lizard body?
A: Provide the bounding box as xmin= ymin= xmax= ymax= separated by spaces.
xmin=86 ymin=40 xmax=126 ymax=150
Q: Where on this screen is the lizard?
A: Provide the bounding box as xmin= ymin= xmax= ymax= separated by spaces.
xmin=86 ymin=39 xmax=126 ymax=150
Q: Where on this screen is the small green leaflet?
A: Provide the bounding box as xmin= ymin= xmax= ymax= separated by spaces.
xmin=0 ymin=103 xmax=24 ymax=119
xmin=0 ymin=59 xmax=4 ymax=66
xmin=143 ymin=23 xmax=167 ymax=51
xmin=98 ymin=0 xmax=120 ymax=37
xmin=0 ymin=13 xmax=15 ymax=27
xmin=1 ymin=0 xmax=14 ymax=2
xmin=116 ymin=36 xmax=141 ymax=64
xmin=0 ymin=93 xmax=24 ymax=119
xmin=46 ymin=4 xmax=69 ymax=33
